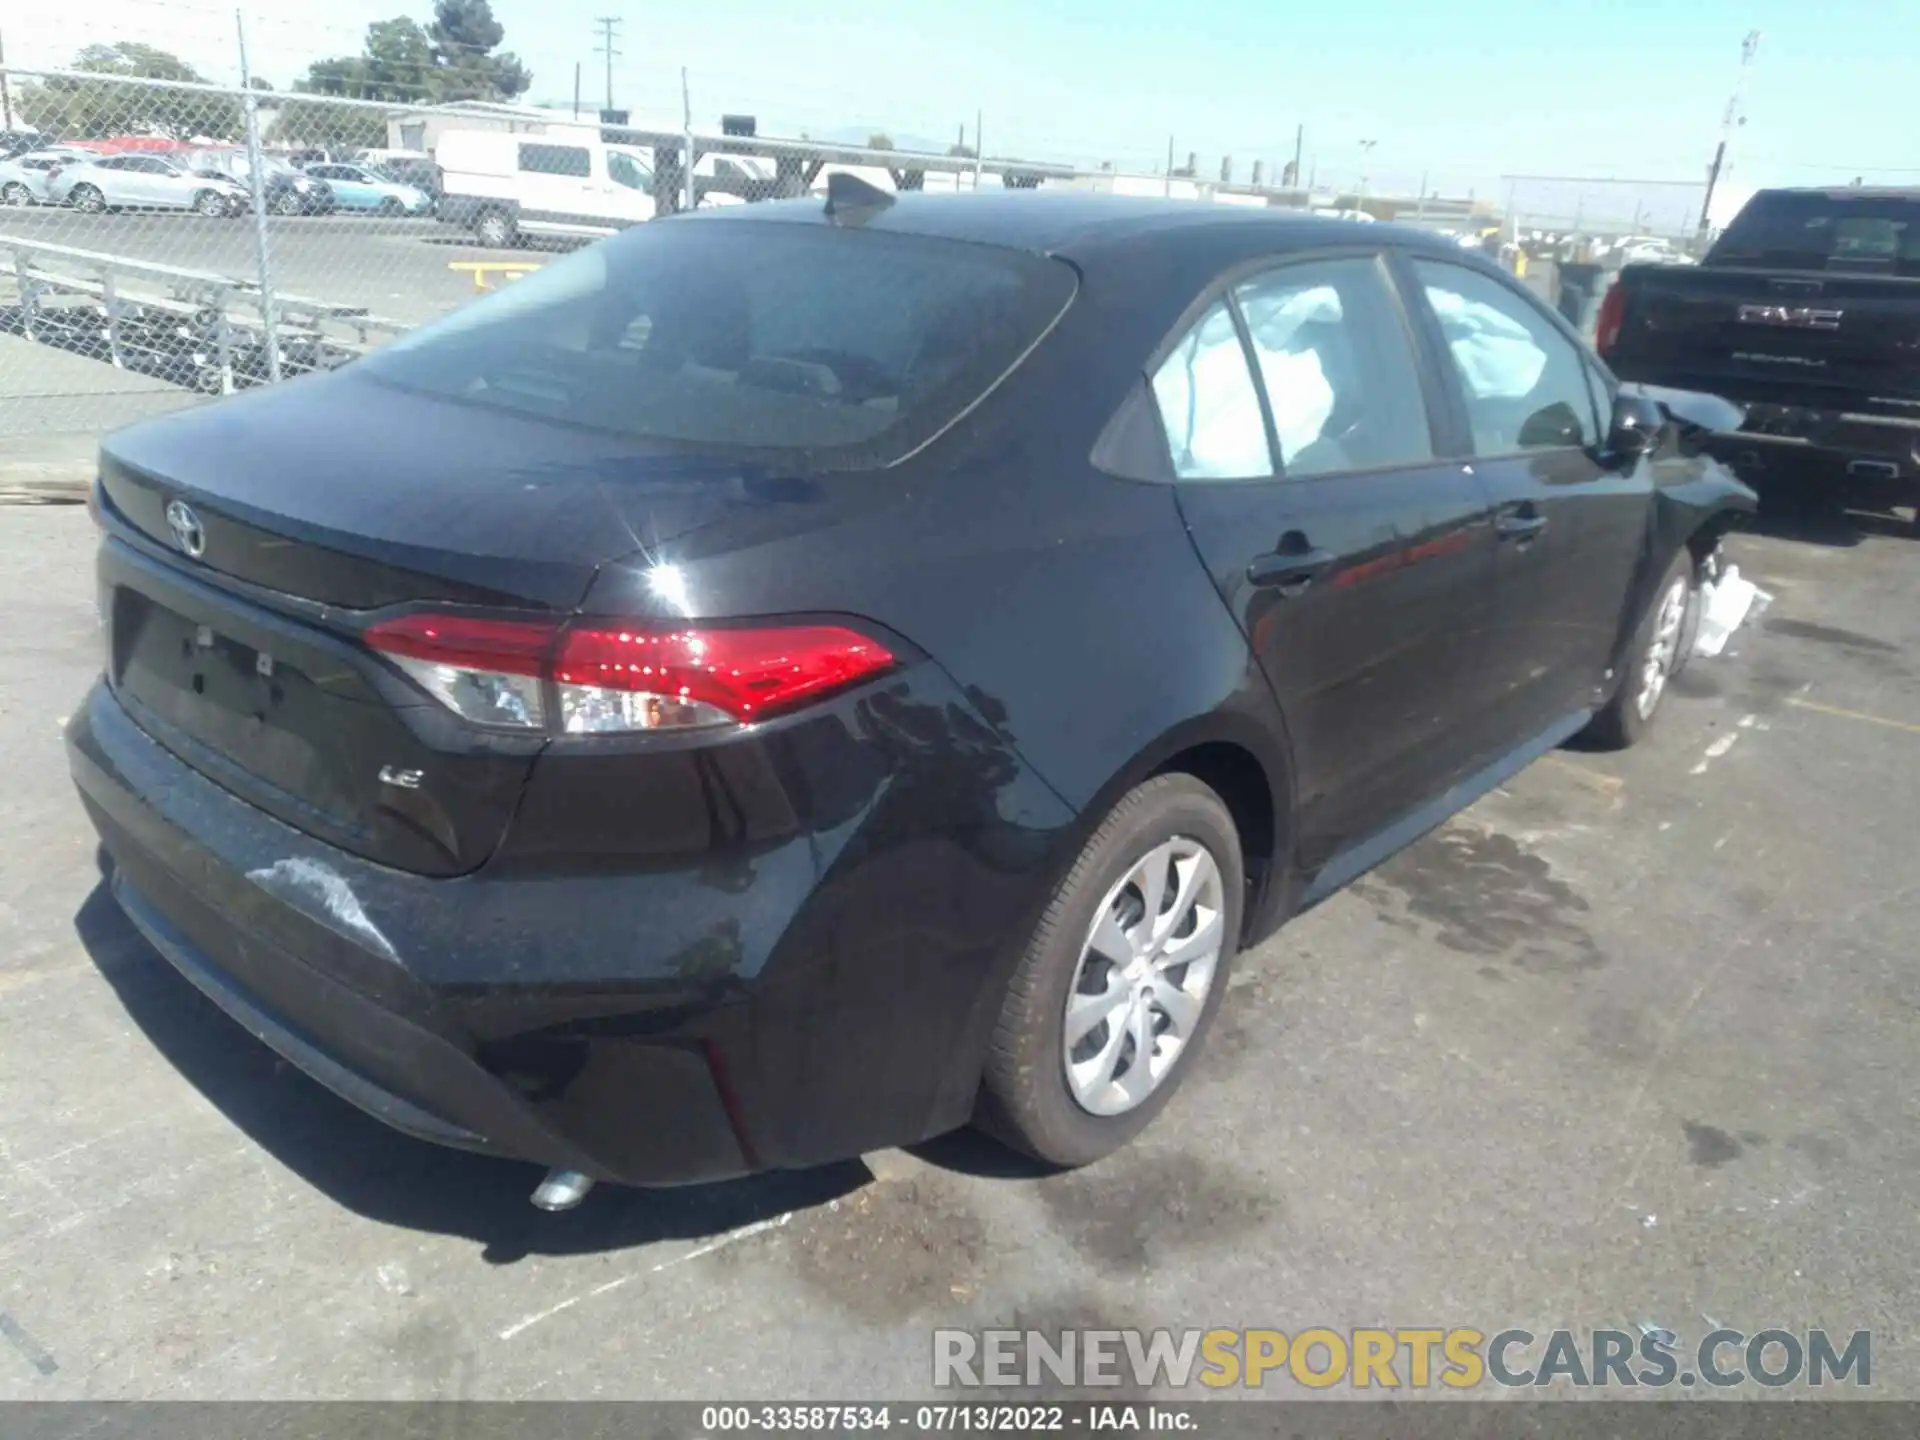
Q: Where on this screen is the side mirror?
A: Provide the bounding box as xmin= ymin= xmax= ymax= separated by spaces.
xmin=1606 ymin=391 xmax=1665 ymax=459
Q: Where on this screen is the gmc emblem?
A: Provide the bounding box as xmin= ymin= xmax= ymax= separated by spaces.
xmin=1738 ymin=304 xmax=1843 ymax=330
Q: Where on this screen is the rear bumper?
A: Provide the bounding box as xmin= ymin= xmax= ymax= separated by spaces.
xmin=67 ymin=661 xmax=1070 ymax=1187
xmin=1714 ymin=402 xmax=1920 ymax=481
xmin=69 ymin=679 xmax=755 ymax=1186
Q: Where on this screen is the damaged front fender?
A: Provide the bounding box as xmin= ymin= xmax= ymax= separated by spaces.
xmin=1626 ymin=380 xmax=1759 ymax=560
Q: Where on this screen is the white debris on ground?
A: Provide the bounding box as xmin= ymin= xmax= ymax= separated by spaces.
xmin=1692 ymin=562 xmax=1773 ymax=660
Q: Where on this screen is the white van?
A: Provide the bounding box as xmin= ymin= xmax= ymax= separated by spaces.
xmin=435 ymin=130 xmax=655 ymax=246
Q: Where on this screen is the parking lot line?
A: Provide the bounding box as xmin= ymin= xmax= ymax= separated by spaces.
xmin=495 ymin=1211 xmax=795 ymax=1341
xmin=1785 ymin=695 xmax=1920 ymax=736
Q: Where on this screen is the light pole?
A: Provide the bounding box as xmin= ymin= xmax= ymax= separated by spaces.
xmin=1357 ymin=138 xmax=1377 ymax=207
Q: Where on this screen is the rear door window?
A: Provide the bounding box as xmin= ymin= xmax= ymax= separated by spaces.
xmin=518 ymin=143 xmax=591 ymax=178
xmin=361 ymin=219 xmax=1076 ymax=468
xmin=1231 ymin=257 xmax=1433 ymax=476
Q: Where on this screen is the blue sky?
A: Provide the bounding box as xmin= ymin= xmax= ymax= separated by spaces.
xmin=13 ymin=0 xmax=1919 ymax=211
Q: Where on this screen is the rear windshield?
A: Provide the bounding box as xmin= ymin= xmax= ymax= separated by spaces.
xmin=361 ymin=217 xmax=1076 ymax=467
xmin=1709 ymin=192 xmax=1920 ymax=276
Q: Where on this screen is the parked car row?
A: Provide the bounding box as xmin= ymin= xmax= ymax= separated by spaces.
xmin=0 ymin=148 xmax=433 ymax=218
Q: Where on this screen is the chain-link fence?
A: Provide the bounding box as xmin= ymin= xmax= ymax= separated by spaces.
xmin=0 ymin=59 xmax=1711 ymax=446
xmin=5 ymin=63 xmax=1386 ymax=441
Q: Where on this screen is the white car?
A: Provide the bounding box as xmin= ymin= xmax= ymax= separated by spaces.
xmin=0 ymin=149 xmax=91 ymax=206
xmin=1615 ymin=236 xmax=1695 ymax=266
xmin=47 ymin=154 xmax=249 ymax=216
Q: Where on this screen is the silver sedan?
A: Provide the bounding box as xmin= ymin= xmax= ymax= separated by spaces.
xmin=45 ymin=154 xmax=249 ymax=215
xmin=0 ymin=150 xmax=93 ymax=206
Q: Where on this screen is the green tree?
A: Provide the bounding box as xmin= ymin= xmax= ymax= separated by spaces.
xmin=16 ymin=43 xmax=241 ymax=141
xmin=426 ymin=0 xmax=530 ymax=102
xmin=282 ymin=3 xmax=528 ymax=139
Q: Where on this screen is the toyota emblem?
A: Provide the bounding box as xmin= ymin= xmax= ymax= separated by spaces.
xmin=164 ymin=499 xmax=206 ymax=558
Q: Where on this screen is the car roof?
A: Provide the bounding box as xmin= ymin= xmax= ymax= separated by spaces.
xmin=1760 ymin=186 xmax=1920 ymax=202
xmin=684 ymin=189 xmax=1465 ymax=265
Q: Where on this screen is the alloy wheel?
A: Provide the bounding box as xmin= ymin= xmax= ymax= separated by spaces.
xmin=1637 ymin=575 xmax=1690 ymax=718
xmin=1062 ymin=836 xmax=1224 ymax=1117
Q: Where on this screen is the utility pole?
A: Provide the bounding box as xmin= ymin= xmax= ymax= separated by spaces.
xmin=594 ymin=16 xmax=622 ymax=114
xmin=1165 ymin=134 xmax=1174 ymax=197
xmin=1 ymin=28 xmax=15 ymax=133
xmin=1698 ymin=29 xmax=1761 ymax=241
xmin=1291 ymin=123 xmax=1303 ymax=191
xmin=681 ymin=66 xmax=695 ymax=212
xmin=234 ymin=9 xmax=280 ymax=384
xmin=572 ymin=61 xmax=581 ymax=119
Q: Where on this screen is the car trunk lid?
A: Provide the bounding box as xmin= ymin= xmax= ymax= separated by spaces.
xmin=96 ymin=371 xmax=786 ymax=876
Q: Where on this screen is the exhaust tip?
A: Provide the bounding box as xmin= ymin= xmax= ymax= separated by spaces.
xmin=531 ymin=1168 xmax=595 ymax=1211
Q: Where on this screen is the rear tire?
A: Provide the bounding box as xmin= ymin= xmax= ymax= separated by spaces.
xmin=976 ymin=774 xmax=1243 ymax=1168
xmin=474 ymin=208 xmax=516 ymax=248
xmin=2 ymin=182 xmax=31 ymax=206
xmin=1583 ymin=548 xmax=1695 ymax=749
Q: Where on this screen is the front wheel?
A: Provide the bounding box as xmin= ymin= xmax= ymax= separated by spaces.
xmin=377 ymin=197 xmax=403 ymax=217
xmin=271 ymin=189 xmax=301 ymax=216
xmin=1584 ymin=548 xmax=1695 ymax=749
xmin=68 ymin=184 xmax=105 ymax=214
xmin=976 ymin=773 xmax=1243 ymax=1168
xmin=192 ymin=189 xmax=227 ymax=217
xmin=2 ymin=182 xmax=32 ymax=206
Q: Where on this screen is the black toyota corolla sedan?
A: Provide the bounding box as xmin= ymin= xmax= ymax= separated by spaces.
xmin=67 ymin=185 xmax=1753 ymax=1202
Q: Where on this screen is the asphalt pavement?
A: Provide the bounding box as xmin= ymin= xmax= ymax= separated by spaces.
xmin=0 ymin=486 xmax=1915 ymax=1400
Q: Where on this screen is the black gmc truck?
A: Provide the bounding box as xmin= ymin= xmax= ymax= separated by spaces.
xmin=1599 ymin=186 xmax=1920 ymax=521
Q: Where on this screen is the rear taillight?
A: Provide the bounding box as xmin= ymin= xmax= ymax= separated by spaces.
xmin=364 ymin=614 xmax=894 ymax=734
xmin=1594 ymin=280 xmax=1627 ymax=358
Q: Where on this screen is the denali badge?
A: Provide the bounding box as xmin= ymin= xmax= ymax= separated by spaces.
xmin=1737 ymin=304 xmax=1843 ymax=330
xmin=164 ymin=499 xmax=206 ymax=558
xmin=378 ymin=766 xmax=425 ymax=790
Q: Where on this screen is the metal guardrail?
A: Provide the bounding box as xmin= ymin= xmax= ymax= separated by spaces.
xmin=2 ymin=235 xmax=408 ymax=394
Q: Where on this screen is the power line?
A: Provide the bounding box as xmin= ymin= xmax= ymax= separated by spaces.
xmin=593 ymin=15 xmax=621 ymax=114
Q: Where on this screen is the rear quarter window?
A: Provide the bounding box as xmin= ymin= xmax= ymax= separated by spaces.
xmin=360 ymin=217 xmax=1077 ymax=470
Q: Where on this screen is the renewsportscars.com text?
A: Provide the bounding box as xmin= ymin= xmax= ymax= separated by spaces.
xmin=933 ymin=1326 xmax=1871 ymax=1391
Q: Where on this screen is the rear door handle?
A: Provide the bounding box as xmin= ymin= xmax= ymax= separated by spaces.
xmin=1247 ymin=546 xmax=1335 ymax=594
xmin=1496 ymin=508 xmax=1548 ymax=542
